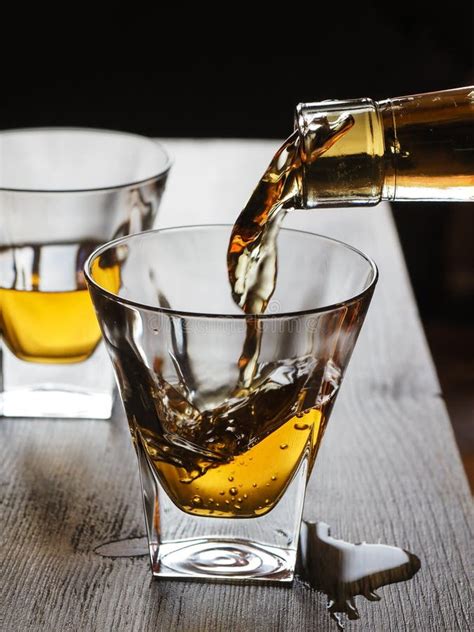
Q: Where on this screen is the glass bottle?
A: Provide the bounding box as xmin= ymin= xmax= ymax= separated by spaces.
xmin=295 ymin=86 xmax=474 ymax=206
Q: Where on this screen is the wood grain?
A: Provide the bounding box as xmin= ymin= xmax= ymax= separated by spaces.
xmin=0 ymin=140 xmax=472 ymax=632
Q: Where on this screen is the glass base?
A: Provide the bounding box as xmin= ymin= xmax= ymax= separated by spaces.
xmin=0 ymin=388 xmax=113 ymax=419
xmin=152 ymin=538 xmax=295 ymax=582
xmin=0 ymin=341 xmax=115 ymax=419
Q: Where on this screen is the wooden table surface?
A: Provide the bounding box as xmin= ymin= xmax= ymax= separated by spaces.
xmin=1 ymin=140 xmax=472 ymax=631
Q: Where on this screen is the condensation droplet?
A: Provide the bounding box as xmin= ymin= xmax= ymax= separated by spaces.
xmin=228 ymin=476 xmax=234 ymax=482
xmin=225 ymin=500 xmax=230 ymax=505
xmin=243 ymin=493 xmax=248 ymax=499
xmin=280 ymin=443 xmax=288 ymax=450
xmin=265 ymin=499 xmax=271 ymax=504
xmin=234 ymin=504 xmax=241 ymax=510
xmin=252 ymin=483 xmax=257 ymax=488
xmin=237 ymin=497 xmax=243 ymax=503
xmin=266 ymin=483 xmax=270 ymax=487
xmin=229 ymin=487 xmax=238 ymax=496
xmin=271 ymin=475 xmax=277 ymax=481
xmin=219 ymin=490 xmax=225 ymax=496
xmin=192 ymin=495 xmax=202 ymax=506
xmin=208 ymin=498 xmax=214 ymax=504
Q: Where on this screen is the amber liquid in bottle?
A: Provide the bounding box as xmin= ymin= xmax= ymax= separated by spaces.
xmin=379 ymin=88 xmax=474 ymax=200
xmin=297 ymin=86 xmax=474 ymax=206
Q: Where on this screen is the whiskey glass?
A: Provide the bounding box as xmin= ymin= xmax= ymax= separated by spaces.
xmin=0 ymin=128 xmax=170 ymax=418
xmin=85 ymin=225 xmax=377 ymax=582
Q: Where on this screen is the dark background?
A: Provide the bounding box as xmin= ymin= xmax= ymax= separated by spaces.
xmin=2 ymin=7 xmax=473 ymax=482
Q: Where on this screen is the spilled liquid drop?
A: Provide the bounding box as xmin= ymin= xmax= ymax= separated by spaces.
xmin=95 ymin=521 xmax=420 ymax=629
xmin=298 ymin=521 xmax=421 ymax=630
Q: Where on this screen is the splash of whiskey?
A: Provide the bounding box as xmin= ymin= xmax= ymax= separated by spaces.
xmin=227 ymin=113 xmax=355 ymax=387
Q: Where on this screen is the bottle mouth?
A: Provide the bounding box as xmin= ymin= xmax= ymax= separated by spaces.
xmin=294 ymin=98 xmax=385 ymax=208
xmin=294 ymin=104 xmax=309 ymax=208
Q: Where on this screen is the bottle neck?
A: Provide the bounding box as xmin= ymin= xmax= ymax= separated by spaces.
xmin=296 ymin=87 xmax=474 ymax=207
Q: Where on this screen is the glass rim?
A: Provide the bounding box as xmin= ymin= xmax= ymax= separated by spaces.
xmin=84 ymin=224 xmax=378 ymax=321
xmin=0 ymin=126 xmax=172 ymax=194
